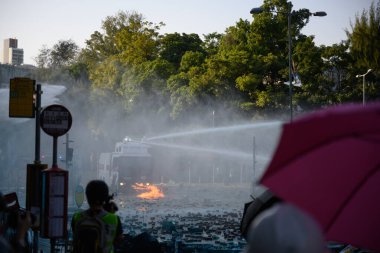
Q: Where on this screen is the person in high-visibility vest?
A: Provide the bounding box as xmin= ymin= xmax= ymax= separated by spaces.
xmin=103 ymin=200 xmax=123 ymax=250
xmin=71 ymin=180 xmax=119 ymax=253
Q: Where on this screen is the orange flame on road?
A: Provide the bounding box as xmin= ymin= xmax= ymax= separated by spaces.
xmin=132 ymin=183 xmax=164 ymax=199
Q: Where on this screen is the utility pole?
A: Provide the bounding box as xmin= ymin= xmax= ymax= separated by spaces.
xmin=63 ymin=133 xmax=74 ymax=169
xmin=252 ymin=136 xmax=256 ymax=184
xmin=356 ymin=69 xmax=372 ymax=105
xmin=33 ymin=84 xmax=42 ymax=253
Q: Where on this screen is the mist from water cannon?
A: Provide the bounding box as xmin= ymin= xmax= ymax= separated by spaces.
xmin=136 ymin=120 xmax=283 ymax=185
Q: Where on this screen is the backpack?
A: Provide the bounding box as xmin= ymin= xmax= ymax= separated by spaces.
xmin=73 ymin=210 xmax=108 ymax=253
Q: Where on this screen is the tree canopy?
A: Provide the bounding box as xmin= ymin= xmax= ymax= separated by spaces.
xmin=34 ymin=1 xmax=380 ymax=126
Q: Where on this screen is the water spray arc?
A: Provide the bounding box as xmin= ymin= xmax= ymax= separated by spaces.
xmin=146 ymin=121 xmax=282 ymax=141
xmin=141 ymin=121 xmax=281 ymax=185
xmin=141 ymin=141 xmax=253 ymax=160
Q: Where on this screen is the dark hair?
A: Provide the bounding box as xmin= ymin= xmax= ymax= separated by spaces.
xmin=240 ymin=190 xmax=281 ymax=239
xmin=85 ymin=180 xmax=109 ymax=206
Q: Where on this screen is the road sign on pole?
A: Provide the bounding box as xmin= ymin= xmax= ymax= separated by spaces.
xmin=9 ymin=78 xmax=35 ymax=118
xmin=39 ymin=104 xmax=72 ymax=249
xmin=40 ymin=167 xmax=69 ymax=239
xmin=40 ymin=104 xmax=72 ymax=137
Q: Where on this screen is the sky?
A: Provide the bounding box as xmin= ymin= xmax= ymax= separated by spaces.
xmin=0 ymin=0 xmax=373 ymax=65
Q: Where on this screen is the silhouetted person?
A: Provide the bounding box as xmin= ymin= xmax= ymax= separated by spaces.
xmin=71 ymin=180 xmax=120 ymax=253
xmin=243 ymin=203 xmax=326 ymax=253
xmin=240 ymin=189 xmax=281 ymax=240
xmin=0 ymin=192 xmax=32 ymax=253
xmin=103 ymin=200 xmax=123 ymax=251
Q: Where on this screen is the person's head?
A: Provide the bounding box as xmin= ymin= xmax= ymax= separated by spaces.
xmin=85 ymin=180 xmax=109 ymax=207
xmin=245 ymin=203 xmax=325 ymax=253
xmin=241 ymin=189 xmax=281 ymax=239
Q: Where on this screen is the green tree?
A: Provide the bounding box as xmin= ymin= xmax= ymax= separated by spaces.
xmin=202 ymin=32 xmax=223 ymax=56
xmin=346 ymin=0 xmax=380 ymax=104
xmin=159 ymin=33 xmax=205 ymax=67
xmin=238 ymin=0 xmax=331 ymax=115
xmin=34 ymin=45 xmax=52 ymax=81
xmin=179 ymin=51 xmax=205 ymax=72
xmin=114 ymin=13 xmax=162 ymax=64
xmin=90 ymin=56 xmax=123 ymax=92
xmin=50 ymin=39 xmax=79 ymax=68
xmin=119 ymin=58 xmax=174 ymax=113
xmin=82 ymin=11 xmax=160 ymax=66
xmin=319 ymin=42 xmax=355 ymax=104
xmin=82 ymin=9 xmax=164 ymax=108
xmin=34 ymin=40 xmax=80 ymax=82
xmin=292 ymin=36 xmax=331 ymax=109
xmin=347 ymin=0 xmax=380 ymax=71
xmin=167 ymin=72 xmax=193 ymax=119
xmin=34 ymin=45 xmax=51 ymax=68
xmin=68 ymin=61 xmax=90 ymax=84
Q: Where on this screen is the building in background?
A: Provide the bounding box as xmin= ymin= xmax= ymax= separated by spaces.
xmin=3 ymin=38 xmax=24 ymax=65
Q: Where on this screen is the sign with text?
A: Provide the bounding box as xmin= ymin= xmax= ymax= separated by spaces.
xmin=40 ymin=104 xmax=72 ymax=137
xmin=9 ymin=78 xmax=35 ymax=118
xmin=40 ymin=167 xmax=68 ymax=239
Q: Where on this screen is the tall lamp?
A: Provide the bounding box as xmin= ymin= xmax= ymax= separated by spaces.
xmin=250 ymin=5 xmax=326 ymax=121
xmin=356 ymin=69 xmax=372 ymax=105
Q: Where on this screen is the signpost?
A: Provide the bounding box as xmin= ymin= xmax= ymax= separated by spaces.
xmin=40 ymin=104 xmax=72 ymax=138
xmin=8 ymin=80 xmax=73 ymax=252
xmin=9 ymin=78 xmax=35 ymax=118
xmin=8 ymin=78 xmax=44 ymax=253
xmin=39 ymin=104 xmax=72 ymax=252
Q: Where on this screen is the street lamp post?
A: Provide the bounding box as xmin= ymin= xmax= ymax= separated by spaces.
xmin=287 ymin=10 xmax=293 ymax=121
xmin=250 ymin=5 xmax=326 ymax=121
xmin=356 ymin=69 xmax=372 ymax=105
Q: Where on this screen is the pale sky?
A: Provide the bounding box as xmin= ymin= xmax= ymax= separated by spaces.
xmin=0 ymin=0 xmax=373 ymax=65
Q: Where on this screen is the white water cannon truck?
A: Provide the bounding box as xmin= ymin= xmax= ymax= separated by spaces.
xmin=97 ymin=137 xmax=153 ymax=194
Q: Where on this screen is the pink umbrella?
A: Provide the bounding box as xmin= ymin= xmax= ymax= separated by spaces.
xmin=260 ymin=102 xmax=380 ymax=252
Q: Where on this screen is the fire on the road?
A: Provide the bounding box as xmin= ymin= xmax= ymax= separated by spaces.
xmin=132 ymin=183 xmax=165 ymax=199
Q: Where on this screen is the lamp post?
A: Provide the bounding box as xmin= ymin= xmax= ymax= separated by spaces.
xmin=250 ymin=5 xmax=326 ymax=121
xmin=356 ymin=69 xmax=372 ymax=105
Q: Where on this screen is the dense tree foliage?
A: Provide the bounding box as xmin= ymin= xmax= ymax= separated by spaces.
xmin=34 ymin=0 xmax=379 ymax=126
xmin=159 ymin=33 xmax=205 ymax=67
xmin=346 ymin=0 xmax=380 ymax=102
xmin=34 ymin=40 xmax=80 ymax=82
xmin=50 ymin=40 xmax=79 ymax=68
xmin=347 ymin=1 xmax=380 ymax=71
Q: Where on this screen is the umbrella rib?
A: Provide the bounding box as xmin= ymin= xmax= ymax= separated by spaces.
xmin=325 ymin=163 xmax=380 ymax=232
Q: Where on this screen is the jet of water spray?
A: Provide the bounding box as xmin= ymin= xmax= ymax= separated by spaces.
xmin=142 ymin=140 xmax=254 ymax=160
xmin=146 ymin=121 xmax=282 ymax=141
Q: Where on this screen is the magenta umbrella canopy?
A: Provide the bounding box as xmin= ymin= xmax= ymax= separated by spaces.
xmin=260 ymin=102 xmax=380 ymax=252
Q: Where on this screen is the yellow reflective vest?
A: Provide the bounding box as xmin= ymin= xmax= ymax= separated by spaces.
xmin=71 ymin=209 xmax=119 ymax=253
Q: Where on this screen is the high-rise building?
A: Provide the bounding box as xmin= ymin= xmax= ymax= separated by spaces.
xmin=3 ymin=38 xmax=24 ymax=65
xmin=9 ymin=48 xmax=24 ymax=65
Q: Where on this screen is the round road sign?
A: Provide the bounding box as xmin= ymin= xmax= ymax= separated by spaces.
xmin=40 ymin=104 xmax=72 ymax=137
